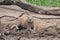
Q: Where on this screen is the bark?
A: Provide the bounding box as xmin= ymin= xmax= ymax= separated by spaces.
xmin=0 ymin=0 xmax=14 ymax=5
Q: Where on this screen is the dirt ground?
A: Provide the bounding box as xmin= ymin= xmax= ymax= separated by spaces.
xmin=0 ymin=5 xmax=60 ymax=40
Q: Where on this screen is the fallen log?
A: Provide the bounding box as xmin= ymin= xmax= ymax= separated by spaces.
xmin=0 ymin=0 xmax=60 ymax=16
xmin=0 ymin=0 xmax=45 ymax=14
xmin=15 ymin=0 xmax=45 ymax=14
xmin=0 ymin=0 xmax=13 ymax=5
xmin=14 ymin=0 xmax=60 ymax=16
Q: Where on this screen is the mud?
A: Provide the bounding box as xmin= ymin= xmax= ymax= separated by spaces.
xmin=0 ymin=23 xmax=60 ymax=40
xmin=0 ymin=0 xmax=60 ymax=40
xmin=0 ymin=13 xmax=60 ymax=40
